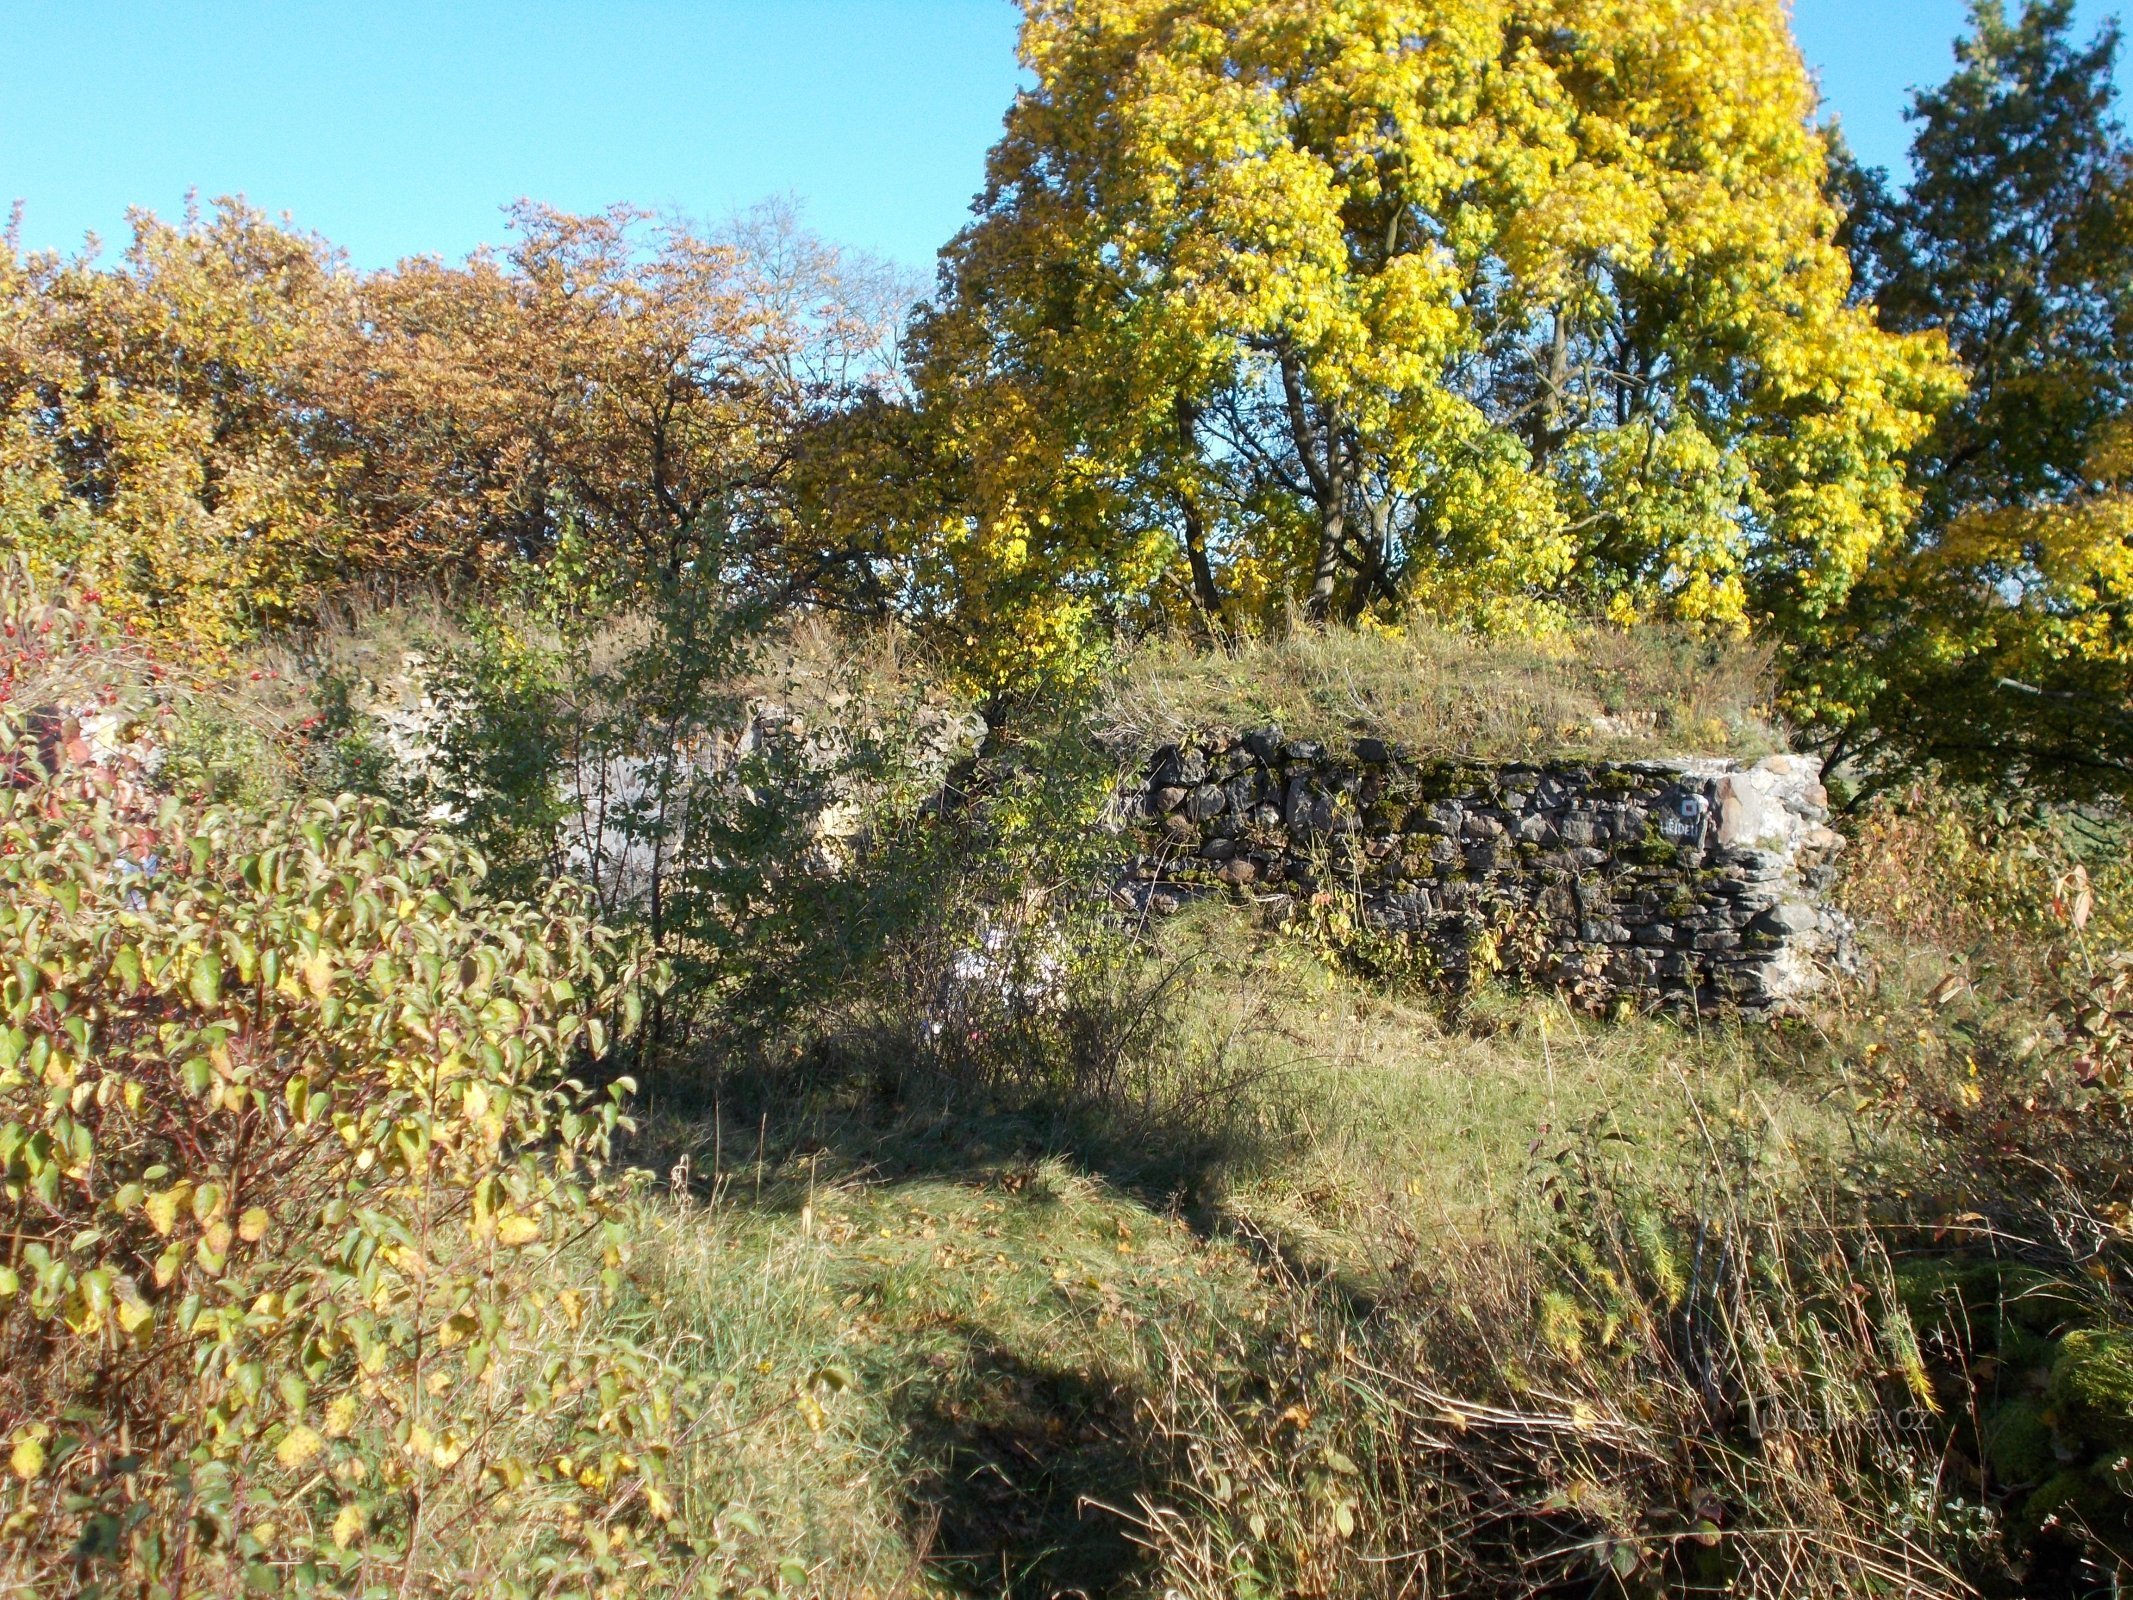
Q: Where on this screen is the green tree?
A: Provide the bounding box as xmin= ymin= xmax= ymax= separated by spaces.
xmin=1804 ymin=1 xmax=2133 ymax=800
xmin=1861 ymin=0 xmax=2132 ymax=525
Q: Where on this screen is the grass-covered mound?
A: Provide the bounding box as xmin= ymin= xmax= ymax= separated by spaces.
xmin=580 ymin=794 xmax=2133 ymax=1599
xmin=1100 ymin=623 xmax=1782 ymax=765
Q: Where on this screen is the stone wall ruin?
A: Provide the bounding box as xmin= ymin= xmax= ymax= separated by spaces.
xmin=1118 ymin=731 xmax=1855 ymax=1014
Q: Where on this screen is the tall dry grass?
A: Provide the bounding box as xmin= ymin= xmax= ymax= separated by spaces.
xmin=1100 ymin=621 xmax=1779 ymax=765
xmin=1130 ymin=1100 xmax=1981 ymax=1599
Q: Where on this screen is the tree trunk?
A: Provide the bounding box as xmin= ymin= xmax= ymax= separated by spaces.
xmin=1180 ymin=490 xmax=1223 ymax=634
xmin=1307 ymin=498 xmax=1346 ymax=621
xmin=1279 ymin=347 xmax=1351 ymax=623
xmin=1173 ymin=395 xmax=1223 ymax=632
xmin=1339 ymin=492 xmax=1396 ymax=622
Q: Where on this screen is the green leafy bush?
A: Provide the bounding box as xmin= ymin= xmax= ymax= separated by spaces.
xmin=400 ymin=562 xmax=938 ymax=1053
xmin=0 ymin=586 xmax=693 ymax=1595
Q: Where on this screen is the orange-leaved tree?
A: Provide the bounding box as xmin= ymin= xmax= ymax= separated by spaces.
xmin=1 ymin=197 xmax=914 ymax=644
xmin=344 ymin=200 xmax=913 ymax=602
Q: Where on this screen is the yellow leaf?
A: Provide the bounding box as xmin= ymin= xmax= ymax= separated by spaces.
xmin=10 ymin=1436 xmax=45 ymax=1481
xmin=330 ymin=1502 xmax=368 ymax=1550
xmin=276 ymin=1425 xmax=323 ymax=1471
xmin=237 ymin=1207 xmax=270 ymax=1243
xmin=495 ymin=1213 xmax=542 ymax=1248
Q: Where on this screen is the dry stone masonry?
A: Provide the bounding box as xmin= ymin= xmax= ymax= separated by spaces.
xmin=1118 ymin=730 xmax=1856 ymax=1014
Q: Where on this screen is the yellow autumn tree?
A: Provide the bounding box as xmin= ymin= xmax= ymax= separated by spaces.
xmin=1823 ymin=419 xmax=2133 ymax=798
xmin=878 ymin=0 xmax=1957 ymax=691
xmin=1 ymin=201 xmax=356 ymax=644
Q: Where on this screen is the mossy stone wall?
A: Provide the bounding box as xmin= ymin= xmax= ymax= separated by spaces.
xmin=1119 ymin=731 xmax=1853 ymax=1013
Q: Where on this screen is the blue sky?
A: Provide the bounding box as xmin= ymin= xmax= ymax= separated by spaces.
xmin=0 ymin=2 xmax=2124 ymax=274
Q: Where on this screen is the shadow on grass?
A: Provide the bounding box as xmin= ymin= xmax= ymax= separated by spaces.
xmin=625 ymin=1035 xmax=1272 ymax=1227
xmin=893 ymin=1326 xmax=1175 ymax=1600
xmin=616 ymin=1045 xmax=1266 ymax=1597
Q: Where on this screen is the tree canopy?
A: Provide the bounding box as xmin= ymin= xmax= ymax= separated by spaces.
xmin=864 ymin=0 xmax=1955 ymax=692
xmin=1805 ymin=0 xmax=2133 ymax=801
xmin=0 ymin=198 xmax=907 ymax=644
xmin=14 ymin=2 xmax=2133 ymax=807
xmin=0 ymin=203 xmax=356 ymax=641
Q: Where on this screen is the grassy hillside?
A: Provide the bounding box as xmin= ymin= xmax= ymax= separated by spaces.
xmin=576 ymin=816 xmax=2133 ymax=1595
xmin=577 ymin=898 xmax=1951 ymax=1598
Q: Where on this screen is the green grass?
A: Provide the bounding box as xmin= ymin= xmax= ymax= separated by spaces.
xmin=613 ymin=1137 xmax=1278 ymax=1598
xmin=587 ymin=906 xmax=1888 ymax=1598
xmin=496 ymin=773 xmax=2125 ymax=1600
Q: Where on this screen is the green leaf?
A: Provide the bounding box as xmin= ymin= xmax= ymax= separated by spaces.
xmin=78 ymin=1267 xmax=113 ymax=1315
xmin=190 ymin=950 xmax=223 ymax=1009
